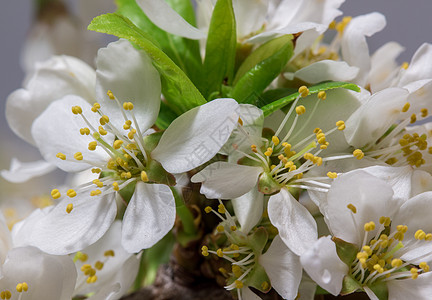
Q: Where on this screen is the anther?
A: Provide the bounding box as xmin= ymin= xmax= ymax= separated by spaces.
xmin=80 ymin=127 xmax=91 ymax=135
xmin=98 ymin=126 xmax=108 ymax=135
xmin=123 ymin=120 xmax=132 ymax=130
xmin=216 ymin=249 xmax=224 ymax=257
xmin=56 ymin=152 xmax=66 ymax=160
xmin=217 ymin=225 xmax=224 ymax=232
xmin=410 ymin=267 xmax=419 ymax=279
xmin=264 ymin=147 xmax=273 ymax=156
xmin=204 ymin=206 xmax=212 ymax=214
xmin=123 ymin=102 xmax=134 ymax=110
xmin=364 ymin=221 xmax=375 ymax=232
xmin=92 ymin=168 xmax=101 ymax=174
xmin=347 ymin=204 xmax=357 ymax=213
xmin=88 ymin=141 xmax=98 ymax=151
xmin=72 ymin=106 xmax=83 ymax=115
xmin=67 ymin=189 xmax=77 ymax=198
xmin=51 ymin=189 xmax=61 ymax=199
xmin=104 ymin=250 xmax=115 ymax=257
xmin=353 ymin=149 xmax=364 ymax=160
xmin=112 ymin=182 xmax=119 ymax=191
xmin=401 ymin=62 xmax=409 ymax=70
xmin=90 ymin=190 xmax=102 ymax=196
xmin=238 ymin=118 xmax=243 ymax=126
xmin=402 ymin=103 xmax=410 ymax=113
xmin=298 ymin=86 xmax=309 ymax=97
xmin=235 ymin=280 xmax=244 ymax=289
xmin=327 ymin=172 xmax=337 ymax=179
xmin=296 ymin=105 xmax=306 ymax=115
xmin=420 ymin=262 xmax=430 ymax=272
xmin=74 ymin=152 xmax=83 ymax=161
xmin=66 ymin=203 xmax=73 ymax=214
xmin=201 ymin=246 xmax=209 ymax=256
xmin=91 ymin=102 xmax=101 ymax=112
xmin=128 ymin=129 xmax=137 ymax=140
xmin=95 ymin=261 xmax=104 ymax=270
xmin=336 ymin=120 xmax=345 ymax=130
xmin=421 ymin=108 xmax=428 ymax=118
xmin=218 ymin=204 xmax=226 ymax=214
xmin=318 ymin=91 xmax=327 ymax=100
xmin=87 ymin=276 xmax=98 ymax=284
xmin=100 ymin=115 xmax=110 ymax=125
xmin=272 ymin=136 xmax=280 ymax=146
xmin=107 ymin=90 xmax=115 ymax=100
xmin=141 ymin=171 xmax=149 ymax=182
xmin=113 ymin=140 xmax=123 ymax=149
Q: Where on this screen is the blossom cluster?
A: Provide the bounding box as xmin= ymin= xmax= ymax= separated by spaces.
xmin=2 ymin=0 xmax=432 ymax=299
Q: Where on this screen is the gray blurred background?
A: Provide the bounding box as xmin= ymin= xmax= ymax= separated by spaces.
xmin=0 ymin=0 xmax=431 ymax=191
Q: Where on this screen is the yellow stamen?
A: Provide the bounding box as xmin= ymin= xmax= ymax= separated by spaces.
xmin=318 ymin=91 xmax=327 ymax=100
xmin=296 ymin=105 xmax=306 ymax=115
xmin=107 ymin=90 xmax=115 ymax=99
xmin=353 ymin=149 xmax=364 ymax=160
xmin=327 ymin=172 xmax=337 ymax=179
xmin=104 ymin=250 xmax=115 ymax=257
xmin=141 ymin=171 xmax=149 ymax=182
xmin=113 ymin=140 xmax=123 ymax=149
xmin=402 ymin=102 xmax=410 ymax=113
xmin=56 ymin=152 xmax=66 ymax=160
xmin=51 ymin=189 xmax=61 ymax=199
xmin=336 ymin=120 xmax=345 ymax=130
xmin=100 ymin=115 xmax=110 ymax=125
xmin=66 ymin=203 xmax=73 ymax=214
xmin=272 ymin=136 xmax=280 ymax=146
xmin=74 ymin=152 xmax=83 ymax=161
xmin=72 ymin=106 xmax=82 ymax=115
xmin=298 ymin=86 xmax=309 ymax=97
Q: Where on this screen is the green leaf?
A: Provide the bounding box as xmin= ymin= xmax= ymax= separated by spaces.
xmin=261 ymin=81 xmax=361 ymax=117
xmin=333 ymin=237 xmax=359 ymax=266
xmin=233 ymin=35 xmax=293 ymax=84
xmin=88 ymin=13 xmax=206 ymax=114
xmin=340 ymin=275 xmax=361 ymax=295
xmin=201 ymin=0 xmax=236 ymax=98
xmin=230 ymin=36 xmax=293 ymax=105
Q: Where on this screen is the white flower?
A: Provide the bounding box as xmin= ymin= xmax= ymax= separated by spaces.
xmin=20 ymin=39 xmax=240 ymax=254
xmin=203 ymin=200 xmax=302 ymax=300
xmin=301 ymin=170 xmax=432 ymax=299
xmin=192 ymin=86 xmax=360 ymax=199
xmin=0 ymin=213 xmax=77 ymax=300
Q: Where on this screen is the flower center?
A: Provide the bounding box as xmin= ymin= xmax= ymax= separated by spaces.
xmin=51 ymin=90 xmax=155 ymax=213
xmin=346 ymin=204 xmax=432 ymax=287
xmin=362 ymin=102 xmax=431 ymax=168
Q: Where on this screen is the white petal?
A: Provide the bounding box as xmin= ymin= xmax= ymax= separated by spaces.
xmin=325 ymin=170 xmax=395 ymax=246
xmin=344 ymin=87 xmax=409 ymax=148
xmin=392 ymin=191 xmax=432 ymax=263
xmin=0 ymin=246 xmax=77 ymax=300
xmin=95 ymin=40 xmax=161 ymax=131
xmin=222 ymin=104 xmax=264 ymax=162
xmin=293 ymin=60 xmax=359 ymax=84
xmin=191 ymin=162 xmax=262 ymax=199
xmin=341 ymin=12 xmax=386 ymax=86
xmin=368 ymin=42 xmax=405 ymax=92
xmin=122 ymin=182 xmax=176 ymax=252
xmin=74 ymin=221 xmax=137 ymax=296
xmin=297 ymin=276 xmax=317 ymax=300
xmin=268 ymin=188 xmax=317 ymax=256
xmin=1 ymin=158 xmax=56 ymax=183
xmin=360 ymin=165 xmax=414 ymax=203
xmin=398 ymin=43 xmax=432 ymax=88
xmin=411 ymin=169 xmax=432 ymax=197
xmin=87 ymin=255 xmax=140 ymax=300
xmin=31 ymin=95 xmax=114 ymax=172
xmin=0 ymin=214 xmax=12 ymax=264
xmin=152 ymin=99 xmax=240 ymax=173
xmin=6 ymin=55 xmax=95 ymax=145
xmin=25 ymin=193 xmax=117 ymax=255
xmin=135 ymin=0 xmax=205 ymax=39
xmin=232 ymin=188 xmax=264 ymax=234
xmin=300 ymin=236 xmax=348 ymax=296
xmin=234 ymin=0 xmax=269 ymax=38
xmin=387 ymin=271 xmax=432 ymax=300
xmin=259 ymin=235 xmax=302 ymax=300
